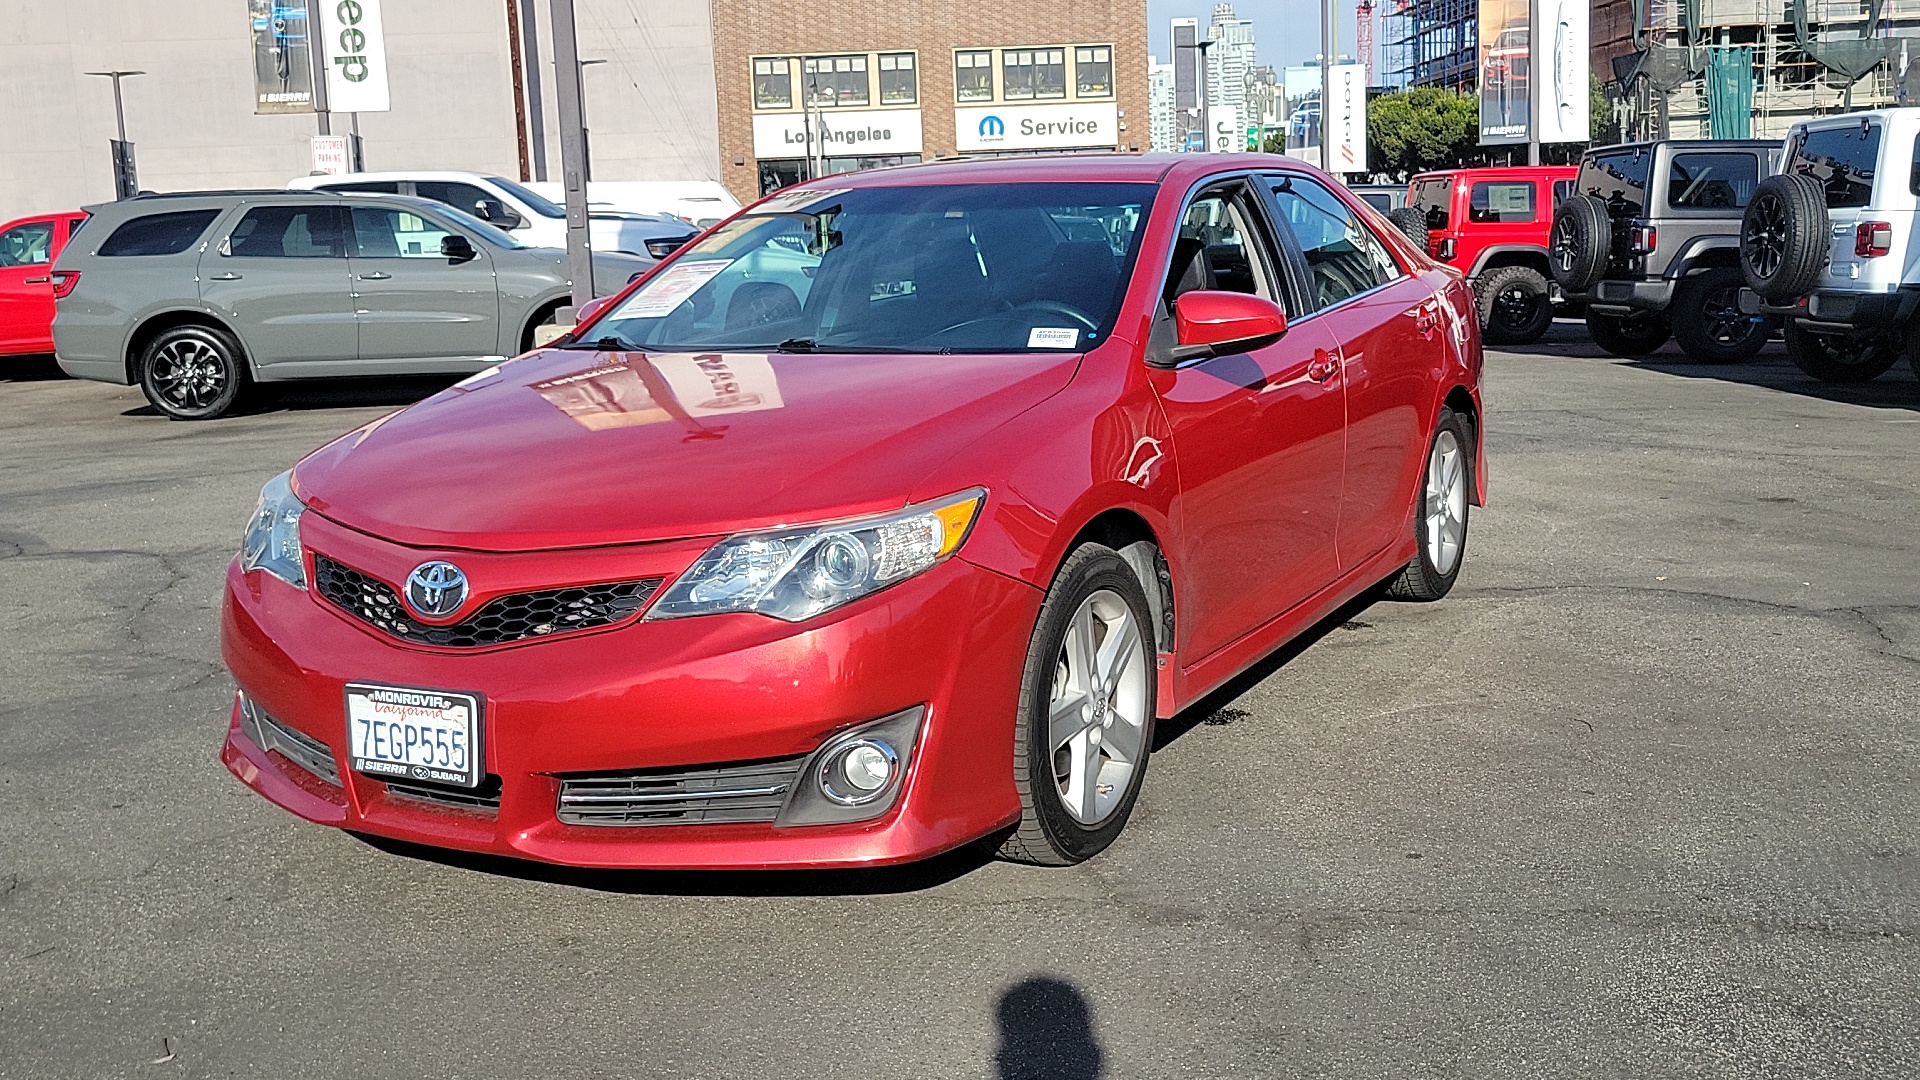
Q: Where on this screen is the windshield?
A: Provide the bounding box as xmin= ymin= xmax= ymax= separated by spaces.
xmin=593 ymin=182 xmax=1155 ymax=354
xmin=430 ymin=203 xmax=527 ymax=248
xmin=489 ymin=176 xmax=567 ymax=219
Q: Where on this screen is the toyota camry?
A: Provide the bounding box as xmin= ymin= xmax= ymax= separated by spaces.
xmin=221 ymin=154 xmax=1485 ymax=869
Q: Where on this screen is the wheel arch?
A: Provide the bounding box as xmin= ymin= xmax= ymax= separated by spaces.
xmin=1441 ymin=384 xmax=1486 ymax=507
xmin=520 ymin=295 xmax=571 ymax=354
xmin=1470 ymin=246 xmax=1552 ymax=279
xmin=124 ymin=309 xmax=251 ymax=383
xmin=1060 ymin=507 xmax=1176 ymax=654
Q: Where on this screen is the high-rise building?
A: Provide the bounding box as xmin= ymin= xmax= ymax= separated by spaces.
xmin=1205 ymin=4 xmax=1256 ymax=119
xmin=1148 ymin=58 xmax=1179 ymax=152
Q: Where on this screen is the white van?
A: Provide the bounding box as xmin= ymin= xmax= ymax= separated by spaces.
xmin=288 ymin=171 xmax=698 ymax=258
xmin=524 ymin=180 xmax=741 ymax=228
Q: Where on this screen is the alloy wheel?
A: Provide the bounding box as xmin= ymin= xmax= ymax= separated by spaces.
xmin=149 ymin=338 xmax=228 ymax=411
xmin=1550 ymin=214 xmax=1577 ymax=274
xmin=1700 ymin=283 xmax=1753 ymax=345
xmin=1046 ymin=588 xmax=1149 ymax=826
xmin=1744 ymin=193 xmax=1786 ymax=279
xmin=1425 ymin=429 xmax=1467 ymax=576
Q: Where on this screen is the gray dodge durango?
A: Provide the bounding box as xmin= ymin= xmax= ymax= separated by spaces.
xmin=53 ymin=190 xmax=653 ymax=419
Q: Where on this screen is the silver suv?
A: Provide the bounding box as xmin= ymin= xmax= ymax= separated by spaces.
xmin=1551 ymin=139 xmax=1780 ymax=361
xmin=1737 ymin=108 xmax=1920 ymax=383
xmin=53 ymin=190 xmax=651 ymax=419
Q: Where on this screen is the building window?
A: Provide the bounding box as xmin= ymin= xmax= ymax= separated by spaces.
xmin=1003 ymin=48 xmax=1066 ymax=100
xmin=803 ymin=55 xmax=868 ymax=107
xmin=878 ymin=52 xmax=916 ymax=104
xmin=753 ymin=58 xmax=792 ymax=109
xmin=955 ymin=50 xmax=993 ymax=102
xmin=1075 ymin=46 xmax=1113 ymax=97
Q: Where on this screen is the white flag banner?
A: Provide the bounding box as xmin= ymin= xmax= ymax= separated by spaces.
xmin=1326 ymin=64 xmax=1367 ymax=174
xmin=318 ymin=0 xmax=391 ymax=113
xmin=1533 ymin=0 xmax=1590 ymax=143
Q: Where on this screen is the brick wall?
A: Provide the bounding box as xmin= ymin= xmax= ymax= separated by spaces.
xmin=709 ymin=0 xmax=1151 ymax=203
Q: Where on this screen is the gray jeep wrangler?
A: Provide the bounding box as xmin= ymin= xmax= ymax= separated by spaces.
xmin=1550 ymin=139 xmax=1781 ymax=361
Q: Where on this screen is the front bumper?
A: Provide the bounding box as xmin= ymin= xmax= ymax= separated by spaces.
xmin=220 ymin=525 xmax=1039 ymax=870
xmin=1737 ymin=286 xmax=1920 ymax=336
xmin=1584 ymin=277 xmax=1675 ymax=316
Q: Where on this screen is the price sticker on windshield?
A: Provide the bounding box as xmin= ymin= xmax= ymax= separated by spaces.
xmin=621 ymin=260 xmax=734 ymax=317
xmin=1028 ymin=327 xmax=1082 ymax=349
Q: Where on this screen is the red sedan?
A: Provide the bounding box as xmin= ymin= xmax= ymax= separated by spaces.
xmin=221 ymin=155 xmax=1485 ymax=869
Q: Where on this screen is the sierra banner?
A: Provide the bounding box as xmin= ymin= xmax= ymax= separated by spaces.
xmin=1478 ymin=0 xmax=1530 ymax=144
xmin=250 ymin=0 xmax=316 ymax=114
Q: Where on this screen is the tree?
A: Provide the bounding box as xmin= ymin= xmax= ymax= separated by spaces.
xmin=1366 ymin=87 xmax=1481 ymax=177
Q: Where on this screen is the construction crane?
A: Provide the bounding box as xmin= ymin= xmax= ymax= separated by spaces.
xmin=1356 ymin=0 xmax=1376 ymax=84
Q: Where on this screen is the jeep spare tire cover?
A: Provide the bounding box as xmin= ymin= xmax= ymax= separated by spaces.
xmin=1549 ymin=194 xmax=1610 ymax=292
xmin=1387 ymin=207 xmax=1429 ymax=252
xmin=1741 ymin=173 xmax=1828 ymax=302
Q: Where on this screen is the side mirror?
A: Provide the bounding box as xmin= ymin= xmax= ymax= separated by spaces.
xmin=475 ymin=199 xmax=524 ymax=229
xmin=575 ymin=295 xmax=615 ymax=327
xmin=1169 ymin=290 xmax=1288 ymax=362
xmin=441 ymin=234 xmax=477 ymax=263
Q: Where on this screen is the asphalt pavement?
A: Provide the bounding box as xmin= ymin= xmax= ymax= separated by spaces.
xmin=2 ymin=328 xmax=1917 ymax=1078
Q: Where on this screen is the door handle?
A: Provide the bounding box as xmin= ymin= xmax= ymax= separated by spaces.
xmin=24 ymin=276 xmax=50 ymax=284
xmin=1307 ymin=351 xmax=1340 ymax=382
xmin=209 ymin=272 xmax=242 ymax=281
xmin=1408 ymin=301 xmax=1440 ymax=338
xmin=357 ymin=271 xmax=392 ymax=280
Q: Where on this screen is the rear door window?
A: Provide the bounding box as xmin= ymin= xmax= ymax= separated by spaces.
xmin=1469 ymin=181 xmax=1536 ymax=223
xmin=1667 ymin=152 xmax=1761 ymax=209
xmin=1575 ymin=150 xmax=1650 ymax=218
xmin=348 ymin=206 xmax=454 ymax=258
xmin=1410 ymin=177 xmax=1452 ymax=230
xmin=98 ymin=209 xmax=221 ymax=256
xmin=226 ymin=206 xmax=347 ymax=258
xmin=1788 ymin=124 xmax=1879 ymax=208
xmin=1265 ymin=175 xmax=1402 ymax=312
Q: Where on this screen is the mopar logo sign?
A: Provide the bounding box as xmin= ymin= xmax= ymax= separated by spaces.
xmin=954 ymin=104 xmax=1116 ymax=152
xmin=978 ymin=115 xmax=1005 ymax=137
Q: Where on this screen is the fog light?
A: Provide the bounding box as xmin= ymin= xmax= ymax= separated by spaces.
xmin=821 ymin=739 xmax=897 ymax=805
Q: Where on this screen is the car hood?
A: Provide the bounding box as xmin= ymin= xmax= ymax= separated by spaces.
xmin=294 ymin=347 xmax=1080 ymax=552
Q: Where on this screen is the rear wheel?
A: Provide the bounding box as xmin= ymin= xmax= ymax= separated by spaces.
xmin=1387 ymin=207 xmax=1429 ymax=251
xmin=1549 ymin=195 xmax=1610 ymax=292
xmin=1585 ymin=309 xmax=1670 ymax=356
xmin=1672 ymin=267 xmax=1771 ymax=363
xmin=139 ymin=325 xmax=250 ymax=420
xmin=1387 ymin=407 xmax=1471 ymax=602
xmin=1741 ymin=174 xmax=1828 ymax=302
xmin=999 ymin=544 xmax=1155 ymax=866
xmin=1476 ymin=265 xmax=1554 ymax=346
xmin=1783 ymin=323 xmax=1898 ymax=383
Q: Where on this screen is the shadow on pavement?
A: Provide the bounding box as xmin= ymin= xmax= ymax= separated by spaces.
xmin=994 ymin=976 xmax=1104 ymax=1080
xmin=0 ymin=355 xmax=66 ymax=381
xmin=352 ymin=829 xmax=998 ymax=896
xmin=1626 ymin=353 xmax=1920 ymax=413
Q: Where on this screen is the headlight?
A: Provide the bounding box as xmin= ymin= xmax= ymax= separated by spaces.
xmin=648 ymin=488 xmax=985 ymax=622
xmin=240 ymin=470 xmax=307 ymax=589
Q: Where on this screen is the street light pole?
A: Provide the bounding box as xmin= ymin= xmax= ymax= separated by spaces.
xmin=1320 ymin=0 xmax=1334 ymax=171
xmin=83 ymin=70 xmax=144 ymax=199
xmin=1174 ymin=40 xmax=1212 ymax=151
xmin=546 ymin=0 xmax=594 ymax=312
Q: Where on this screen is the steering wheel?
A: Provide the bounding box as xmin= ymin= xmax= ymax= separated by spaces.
xmin=1010 ymin=300 xmax=1098 ymax=330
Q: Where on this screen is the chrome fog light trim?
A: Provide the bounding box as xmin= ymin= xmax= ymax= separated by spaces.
xmin=775 ymin=706 xmax=924 ymax=827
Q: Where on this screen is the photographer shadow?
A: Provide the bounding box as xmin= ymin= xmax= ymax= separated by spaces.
xmin=994 ymin=976 xmax=1105 ymax=1080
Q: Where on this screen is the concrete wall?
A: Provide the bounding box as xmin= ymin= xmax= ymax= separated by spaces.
xmin=0 ymin=0 xmax=719 ymax=219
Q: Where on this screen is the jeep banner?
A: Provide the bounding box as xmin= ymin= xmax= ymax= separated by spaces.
xmin=317 ymin=0 xmax=391 ymax=113
xmin=1477 ymin=0 xmax=1530 ymax=144
xmin=250 ymin=0 xmax=316 ymax=114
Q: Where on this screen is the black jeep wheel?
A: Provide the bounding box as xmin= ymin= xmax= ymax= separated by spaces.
xmin=1585 ymin=310 xmax=1670 ymax=356
xmin=1741 ymin=174 xmax=1828 ymax=302
xmin=1672 ymin=267 xmax=1772 ymax=363
xmin=1549 ymin=195 xmax=1610 ymax=292
xmin=1783 ymin=323 xmax=1899 ymax=383
xmin=1476 ymin=265 xmax=1555 ymax=346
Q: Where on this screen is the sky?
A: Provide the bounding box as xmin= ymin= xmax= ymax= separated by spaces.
xmin=1145 ymin=0 xmax=1372 ymax=74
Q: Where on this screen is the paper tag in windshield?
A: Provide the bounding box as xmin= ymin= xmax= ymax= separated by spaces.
xmin=1028 ymin=327 xmax=1081 ymax=349
xmin=622 ymin=260 xmax=732 ymax=317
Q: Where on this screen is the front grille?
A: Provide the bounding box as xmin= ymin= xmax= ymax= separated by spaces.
xmin=557 ymin=756 xmax=806 ymax=827
xmin=312 ymin=554 xmax=661 ymax=648
xmin=386 ymin=775 xmax=503 ymax=812
xmin=238 ymin=695 xmax=341 ymax=784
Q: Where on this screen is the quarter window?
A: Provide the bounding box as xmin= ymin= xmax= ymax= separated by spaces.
xmin=1075 ymin=46 xmax=1113 ymax=97
xmin=1468 ymin=181 xmax=1535 ymax=223
xmin=0 ymin=221 xmax=54 ymax=267
xmin=878 ymin=53 xmax=916 ymax=105
xmin=753 ymin=58 xmax=792 ymax=109
xmin=1576 ymin=150 xmax=1650 ymax=218
xmin=1004 ymin=48 xmax=1066 ymax=100
xmin=98 ymin=210 xmax=221 ymax=257
xmin=1667 ymin=152 xmax=1760 ymax=209
xmin=1267 ymin=176 xmax=1401 ymax=311
xmin=1410 ymin=177 xmax=1452 ymax=230
xmin=227 ymin=206 xmax=345 ymax=258
xmin=803 ymin=55 xmax=868 ymax=107
xmin=955 ymin=51 xmax=994 ymax=102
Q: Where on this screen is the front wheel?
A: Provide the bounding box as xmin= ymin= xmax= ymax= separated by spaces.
xmin=999 ymin=544 xmax=1156 ymax=866
xmin=1387 ymin=407 xmax=1472 ymax=602
xmin=1476 ymin=266 xmax=1554 ymax=346
xmin=139 ymin=325 xmax=250 ymax=420
xmin=1783 ymin=323 xmax=1898 ymax=383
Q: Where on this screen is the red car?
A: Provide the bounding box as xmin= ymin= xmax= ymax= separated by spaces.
xmin=1407 ymin=166 xmax=1576 ymax=345
xmin=221 ymin=154 xmax=1485 ymax=870
xmin=0 ymin=211 xmax=87 ymax=359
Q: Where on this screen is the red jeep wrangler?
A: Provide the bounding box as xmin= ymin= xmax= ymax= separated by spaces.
xmin=1408 ymin=166 xmax=1576 ymax=345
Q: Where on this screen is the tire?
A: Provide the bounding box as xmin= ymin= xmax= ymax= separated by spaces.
xmin=1671 ymin=267 xmax=1772 ymax=363
xmin=1387 ymin=407 xmax=1472 ymax=602
xmin=1783 ymin=322 xmax=1899 ymax=383
xmin=1387 ymin=207 xmax=1429 ymax=252
xmin=999 ymin=544 xmax=1156 ymax=866
xmin=1476 ymin=265 xmax=1554 ymax=346
xmin=138 ymin=324 xmax=250 ymax=421
xmin=1585 ymin=309 xmax=1670 ymax=356
xmin=1549 ymin=194 xmax=1610 ymax=292
xmin=1741 ymin=174 xmax=1828 ymax=302
xmin=521 ymin=300 xmax=567 ymax=354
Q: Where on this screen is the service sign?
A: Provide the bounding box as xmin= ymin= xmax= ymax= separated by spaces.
xmin=752 ymin=109 xmax=923 ymax=159
xmin=954 ymin=103 xmax=1118 ymax=153
xmin=317 ymin=0 xmax=391 ymax=113
xmin=1533 ymin=0 xmax=1589 ymax=143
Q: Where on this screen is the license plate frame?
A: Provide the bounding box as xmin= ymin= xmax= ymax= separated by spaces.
xmin=344 ymin=682 xmax=485 ymax=789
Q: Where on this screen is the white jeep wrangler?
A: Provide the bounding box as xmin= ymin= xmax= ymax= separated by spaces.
xmin=1737 ymin=108 xmax=1920 ymax=383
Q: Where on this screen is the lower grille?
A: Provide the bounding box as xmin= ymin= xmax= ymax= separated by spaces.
xmin=386 ymin=775 xmax=503 ymax=812
xmin=239 ymin=695 xmax=341 ymax=784
xmin=557 ymin=756 xmax=806 ymax=827
xmin=312 ymin=554 xmax=661 ymax=648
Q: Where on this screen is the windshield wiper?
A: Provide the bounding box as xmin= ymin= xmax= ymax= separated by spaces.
xmin=557 ymin=335 xmax=643 ymax=352
xmin=773 ymin=337 xmax=816 ymax=353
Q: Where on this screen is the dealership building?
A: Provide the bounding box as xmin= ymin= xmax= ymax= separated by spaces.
xmin=0 ymin=0 xmax=1148 ymax=217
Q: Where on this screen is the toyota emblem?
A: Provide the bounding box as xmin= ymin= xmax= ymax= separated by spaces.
xmin=404 ymin=561 xmax=468 ymax=618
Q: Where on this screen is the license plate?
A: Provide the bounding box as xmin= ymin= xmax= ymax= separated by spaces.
xmin=345 ymin=683 xmax=484 ymax=788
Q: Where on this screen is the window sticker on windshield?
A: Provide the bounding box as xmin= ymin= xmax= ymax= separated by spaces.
xmin=750 ymin=188 xmax=852 ymax=215
xmin=1028 ymin=327 xmax=1081 ymax=349
xmin=620 ymin=259 xmax=733 ymax=317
